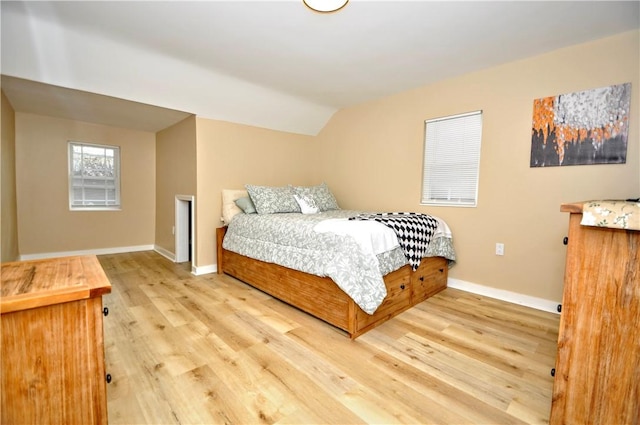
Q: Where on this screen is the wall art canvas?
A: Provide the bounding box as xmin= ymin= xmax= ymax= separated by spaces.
xmin=530 ymin=82 xmax=631 ymax=167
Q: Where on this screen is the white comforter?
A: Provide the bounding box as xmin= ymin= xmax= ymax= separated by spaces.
xmin=313 ymin=218 xmax=399 ymax=259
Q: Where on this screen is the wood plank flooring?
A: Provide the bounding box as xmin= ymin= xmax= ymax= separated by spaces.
xmin=99 ymin=251 xmax=560 ymax=425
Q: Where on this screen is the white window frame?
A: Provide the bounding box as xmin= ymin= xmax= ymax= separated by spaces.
xmin=421 ymin=110 xmax=483 ymax=207
xmin=68 ymin=141 xmax=121 ymax=210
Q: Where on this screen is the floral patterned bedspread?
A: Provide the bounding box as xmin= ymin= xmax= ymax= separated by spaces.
xmin=222 ymin=210 xmax=456 ymax=314
xmin=581 ymin=200 xmax=640 ymax=231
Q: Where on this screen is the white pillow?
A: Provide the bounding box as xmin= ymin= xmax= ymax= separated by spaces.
xmin=221 ymin=189 xmax=248 ymax=224
xmin=291 ymin=182 xmax=339 ymax=211
xmin=294 ymin=194 xmax=320 ymax=214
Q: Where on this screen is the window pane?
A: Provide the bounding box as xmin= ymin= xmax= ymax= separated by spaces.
xmin=68 ymin=142 xmax=121 ymax=209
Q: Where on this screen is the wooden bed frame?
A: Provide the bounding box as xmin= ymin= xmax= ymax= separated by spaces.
xmin=216 ymin=226 xmax=448 ymax=339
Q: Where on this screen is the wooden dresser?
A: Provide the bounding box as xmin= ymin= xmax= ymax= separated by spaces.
xmin=550 ymin=202 xmax=639 ymax=424
xmin=1 ymin=255 xmax=112 ymax=424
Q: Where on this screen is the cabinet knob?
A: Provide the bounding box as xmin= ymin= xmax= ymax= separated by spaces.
xmin=106 ymin=373 xmax=112 ymax=383
xmin=550 ymin=368 xmax=555 ymax=377
xmin=419 ymin=276 xmax=425 ymax=282
xmin=557 ymin=304 xmax=562 ymax=313
xmin=439 ymin=268 xmax=444 ymax=273
xmin=103 ymin=307 xmax=109 ymax=316
xmin=400 ymin=284 xmax=406 ymax=290
xmin=563 ymin=236 xmax=569 ymax=245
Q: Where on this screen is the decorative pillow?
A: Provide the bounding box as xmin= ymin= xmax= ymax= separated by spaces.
xmin=291 ymin=182 xmax=340 ymax=211
xmin=245 ymin=184 xmax=301 ymax=214
xmin=294 ymin=194 xmax=320 ymax=214
xmin=221 ymin=189 xmax=248 ymax=224
xmin=234 ymin=197 xmax=257 ymax=214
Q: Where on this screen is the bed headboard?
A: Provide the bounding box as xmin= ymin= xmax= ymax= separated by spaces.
xmin=221 ymin=189 xmax=248 ymax=225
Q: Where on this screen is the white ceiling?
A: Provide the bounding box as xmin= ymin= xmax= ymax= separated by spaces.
xmin=2 ymin=0 xmax=639 ymax=135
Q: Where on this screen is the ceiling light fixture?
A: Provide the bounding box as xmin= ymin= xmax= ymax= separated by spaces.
xmin=303 ymin=0 xmax=349 ymax=13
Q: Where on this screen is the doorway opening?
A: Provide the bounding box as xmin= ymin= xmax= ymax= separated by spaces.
xmin=175 ymin=195 xmax=195 ymax=264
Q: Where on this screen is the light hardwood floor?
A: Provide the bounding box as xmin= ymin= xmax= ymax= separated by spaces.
xmin=99 ymin=251 xmax=560 ymax=425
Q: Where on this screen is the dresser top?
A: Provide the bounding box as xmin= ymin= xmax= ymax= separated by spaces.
xmin=560 ymin=202 xmax=584 ymax=213
xmin=1 ymin=255 xmax=111 ymax=314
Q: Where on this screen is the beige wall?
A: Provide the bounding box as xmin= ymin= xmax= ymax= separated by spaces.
xmin=195 ymin=118 xmax=316 ymax=267
xmin=155 ymin=116 xmax=197 ymax=257
xmin=315 ymin=30 xmax=640 ymax=302
xmin=1 ymin=91 xmax=19 ymax=262
xmin=15 ymin=113 xmax=156 ymax=256
xmin=7 ymin=30 xmax=638 ymax=305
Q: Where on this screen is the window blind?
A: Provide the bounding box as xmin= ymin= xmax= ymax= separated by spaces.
xmin=421 ymin=111 xmax=482 ymax=207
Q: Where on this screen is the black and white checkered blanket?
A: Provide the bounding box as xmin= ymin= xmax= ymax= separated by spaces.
xmin=349 ymin=212 xmax=438 ymax=271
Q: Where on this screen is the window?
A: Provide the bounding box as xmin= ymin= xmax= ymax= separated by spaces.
xmin=421 ymin=111 xmax=482 ymax=207
xmin=68 ymin=142 xmax=121 ymax=210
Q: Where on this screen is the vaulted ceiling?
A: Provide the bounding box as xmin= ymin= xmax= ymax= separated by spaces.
xmin=2 ymin=1 xmax=639 ymax=135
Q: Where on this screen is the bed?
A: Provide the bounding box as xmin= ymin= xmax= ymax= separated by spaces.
xmin=216 ymin=184 xmax=456 ymax=339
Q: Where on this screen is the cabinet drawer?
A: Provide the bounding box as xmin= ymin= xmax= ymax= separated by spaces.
xmin=411 ymin=257 xmax=448 ymax=304
xmin=355 ymin=269 xmax=411 ymax=329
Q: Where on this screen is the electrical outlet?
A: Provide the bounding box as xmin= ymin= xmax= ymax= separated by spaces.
xmin=496 ymin=243 xmax=504 ymax=256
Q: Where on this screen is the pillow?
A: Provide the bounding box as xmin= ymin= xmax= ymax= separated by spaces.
xmin=245 ymin=184 xmax=301 ymax=214
xmin=291 ymin=182 xmax=340 ymax=211
xmin=294 ymin=194 xmax=320 ymax=214
xmin=221 ymin=189 xmax=248 ymax=224
xmin=234 ymin=196 xmax=256 ymax=214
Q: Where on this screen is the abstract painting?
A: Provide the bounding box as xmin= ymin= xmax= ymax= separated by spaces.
xmin=530 ymin=83 xmax=631 ymax=167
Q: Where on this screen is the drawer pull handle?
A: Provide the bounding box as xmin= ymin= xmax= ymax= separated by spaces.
xmin=557 ymin=304 xmax=562 ymax=313
xmin=563 ymin=236 xmax=568 ymax=245
xmin=550 ymin=368 xmax=555 ymax=377
xmin=106 ymin=373 xmax=112 ymax=383
xmin=400 ymin=284 xmax=406 ymax=290
xmin=103 ymin=307 xmax=109 ymax=316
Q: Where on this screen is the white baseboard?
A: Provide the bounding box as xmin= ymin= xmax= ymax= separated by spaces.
xmin=447 ymin=278 xmax=561 ymax=314
xmin=153 ymin=245 xmax=175 ymax=262
xmin=192 ymin=264 xmax=217 ymax=276
xmin=153 ymin=246 xmax=215 ymax=276
xmin=19 ymin=245 xmax=155 ymax=261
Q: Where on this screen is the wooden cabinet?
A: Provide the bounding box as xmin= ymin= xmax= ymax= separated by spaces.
xmin=550 ymin=203 xmax=640 ymax=424
xmin=1 ymin=255 xmax=112 ymax=424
